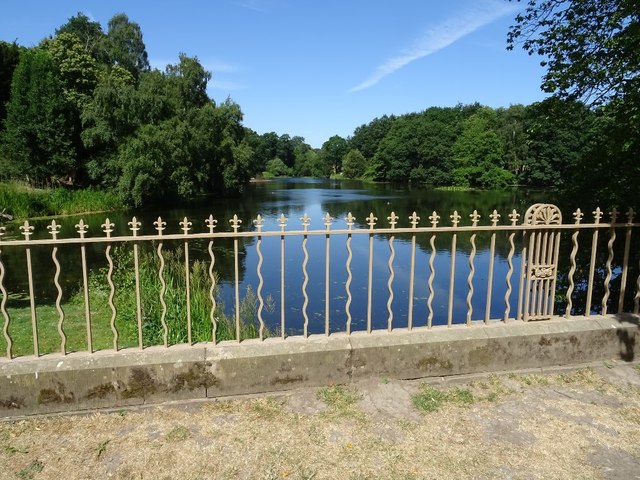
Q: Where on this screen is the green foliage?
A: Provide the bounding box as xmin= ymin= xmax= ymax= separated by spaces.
xmin=412 ymin=384 xmax=474 ymax=413
xmin=264 ymin=158 xmax=293 ymax=178
xmin=321 ymin=135 xmax=349 ymax=175
xmin=0 ymin=41 xmax=22 ymax=129
xmin=341 ymin=149 xmax=366 ymax=179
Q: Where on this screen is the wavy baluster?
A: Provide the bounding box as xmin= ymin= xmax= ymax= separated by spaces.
xmin=0 ymin=227 xmax=11 ymax=358
xmin=466 ymin=211 xmax=480 ymax=325
xmin=635 ymin=262 xmax=640 ymax=315
xmin=48 ymin=221 xmax=66 ymax=355
xmin=301 ymin=214 xmax=310 ymax=338
xmin=386 ymin=212 xmax=398 ymax=332
xmin=206 ymin=215 xmax=218 ymax=343
xmin=254 ymin=215 xmax=266 ymax=340
xmin=485 ymin=210 xmax=500 ymax=323
xmin=618 ymin=208 xmax=635 ymax=314
xmin=102 ymin=219 xmax=118 ymax=350
xmin=345 ymin=213 xmax=354 ymax=335
xmin=180 ymin=217 xmax=193 ymax=344
xmin=601 ymin=209 xmax=618 ymax=314
xmin=154 ymin=217 xmax=168 ymax=347
xmin=427 ymin=212 xmax=440 ymax=328
xmin=565 ymin=209 xmax=583 ymax=318
xmin=503 ymin=210 xmax=519 ymax=322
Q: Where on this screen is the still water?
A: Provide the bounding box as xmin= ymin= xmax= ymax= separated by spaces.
xmin=6 ymin=179 xmax=555 ymax=334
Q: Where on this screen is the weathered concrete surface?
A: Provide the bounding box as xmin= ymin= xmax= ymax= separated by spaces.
xmin=1 ymin=314 xmax=638 ymax=417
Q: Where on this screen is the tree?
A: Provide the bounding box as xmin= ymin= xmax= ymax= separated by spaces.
xmin=341 ymin=149 xmax=366 ymax=179
xmin=55 ymin=12 xmax=105 ymax=60
xmin=0 ymin=41 xmax=22 ymax=130
xmin=103 ymin=13 xmax=150 ymax=78
xmin=508 ymin=0 xmax=640 ymax=206
xmin=321 ymin=135 xmax=349 ymax=175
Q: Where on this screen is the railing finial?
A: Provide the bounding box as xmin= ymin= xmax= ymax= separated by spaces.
xmin=229 ymin=214 xmax=242 ymax=233
xmin=573 ymin=208 xmax=584 ymax=224
xmin=206 ymin=214 xmax=218 ymax=234
xmin=128 ymin=217 xmax=141 ymax=237
xmin=180 ymin=217 xmax=192 ymax=235
xmin=470 ymin=210 xmax=480 ymax=227
xmin=388 ymin=212 xmax=398 ymax=229
xmin=626 ymin=207 xmax=635 ymax=225
xmin=323 ymin=212 xmax=333 ymax=230
xmin=253 ymin=214 xmax=265 ymax=233
xmin=508 ymin=209 xmax=520 ymax=226
xmin=593 ymin=207 xmax=603 ymax=224
xmin=101 ymin=218 xmax=115 ymax=238
xmin=429 ymin=211 xmax=440 ymax=227
xmin=345 ymin=212 xmax=355 ymax=230
xmin=490 ymin=210 xmax=500 ymax=226
xmin=450 ymin=210 xmax=461 ymax=227
xmin=409 ymin=212 xmax=420 ymax=228
xmin=366 ymin=213 xmax=377 ymax=230
xmin=609 ymin=208 xmax=619 ymax=224
xmin=47 ymin=220 xmax=61 ymax=240
xmin=300 ymin=213 xmax=311 ymax=231
xmin=20 ymin=220 xmax=34 ymax=240
xmin=154 ymin=216 xmax=166 ymax=236
xmin=277 ymin=213 xmax=288 ymax=232
xmin=75 ymin=219 xmax=88 ymax=239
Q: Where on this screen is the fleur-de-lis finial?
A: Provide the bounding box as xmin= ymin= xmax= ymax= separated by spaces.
xmin=508 ymin=209 xmax=520 ymax=226
xmin=128 ymin=216 xmax=141 ymax=236
xmin=409 ymin=212 xmax=420 ymax=229
xmin=229 ymin=214 xmax=242 ymax=232
xmin=593 ymin=207 xmax=603 ymax=224
xmin=20 ymin=220 xmax=34 ymax=240
xmin=253 ymin=214 xmax=265 ymax=233
xmin=75 ymin=219 xmax=88 ymax=238
xmin=450 ymin=211 xmax=461 ymax=227
xmin=609 ymin=208 xmax=619 ymax=224
xmin=626 ymin=207 xmax=635 ymax=225
xmin=388 ymin=212 xmax=398 ymax=229
xmin=154 ymin=216 xmax=166 ymax=236
xmin=573 ymin=208 xmax=584 ymax=224
xmin=345 ymin=212 xmax=355 ymax=230
xmin=0 ymin=225 xmax=5 ymax=241
xmin=429 ymin=211 xmax=440 ymax=227
xmin=366 ymin=213 xmax=377 ymax=230
xmin=206 ymin=214 xmax=218 ymax=234
xmin=300 ymin=213 xmax=311 ymax=231
xmin=490 ymin=210 xmax=500 ymax=227
xmin=277 ymin=213 xmax=288 ymax=232
xmin=323 ymin=212 xmax=333 ymax=230
xmin=101 ymin=218 xmax=115 ymax=237
xmin=47 ymin=220 xmax=61 ymax=240
xmin=470 ymin=210 xmax=480 ymax=227
xmin=180 ymin=217 xmax=192 ymax=235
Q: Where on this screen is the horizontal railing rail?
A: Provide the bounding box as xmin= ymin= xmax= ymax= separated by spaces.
xmin=0 ymin=204 xmax=638 ymax=360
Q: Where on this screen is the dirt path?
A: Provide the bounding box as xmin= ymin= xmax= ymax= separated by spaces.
xmin=2 ymin=362 xmax=639 ymax=480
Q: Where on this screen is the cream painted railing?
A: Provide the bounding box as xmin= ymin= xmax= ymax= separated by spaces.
xmin=0 ymin=203 xmax=638 ymax=359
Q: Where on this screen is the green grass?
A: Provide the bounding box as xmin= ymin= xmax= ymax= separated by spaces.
xmin=412 ymin=384 xmax=475 ymax=413
xmin=0 ymin=181 xmax=122 ymax=220
xmin=317 ymin=385 xmax=362 ymax=419
xmin=0 ymin=246 xmax=269 ymax=358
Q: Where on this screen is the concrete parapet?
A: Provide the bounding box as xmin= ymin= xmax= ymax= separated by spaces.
xmin=1 ymin=314 xmax=638 ymax=417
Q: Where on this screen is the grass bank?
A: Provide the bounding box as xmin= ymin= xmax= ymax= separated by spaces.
xmin=0 ymin=182 xmax=123 ymax=220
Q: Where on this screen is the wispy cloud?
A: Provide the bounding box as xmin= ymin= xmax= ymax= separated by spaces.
xmin=204 ymin=62 xmax=240 ymax=74
xmin=209 ymin=79 xmax=246 ymax=91
xmin=350 ymin=1 xmax=518 ymax=92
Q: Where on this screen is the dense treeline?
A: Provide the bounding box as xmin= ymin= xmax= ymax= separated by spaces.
xmin=1 ymin=8 xmax=637 ymax=209
xmin=0 ymin=13 xmax=259 ymax=207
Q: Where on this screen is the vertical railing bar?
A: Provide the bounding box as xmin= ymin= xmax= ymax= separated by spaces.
xmin=485 ymin=210 xmax=500 ymax=323
xmin=21 ymin=221 xmax=38 ymax=356
xmin=366 ymin=213 xmax=377 ymax=333
xmin=601 ymin=209 xmax=618 ymax=315
xmin=618 ymin=208 xmax=635 ymax=313
xmin=539 ymin=231 xmax=550 ymax=317
xmin=565 ymin=209 xmax=583 ymax=318
xmin=300 ymin=214 xmax=310 ymax=338
xmin=542 ymin=231 xmax=554 ymax=317
xmin=324 ymin=213 xmax=333 ymax=336
xmin=448 ymin=211 xmax=461 ymax=327
xmin=75 ymin=220 xmax=92 ymax=353
xmin=254 ymin=215 xmax=265 ymax=341
xmin=634 ymin=260 xmax=640 ymax=315
xmin=585 ymin=208 xmax=603 ymax=316
xmin=180 ymin=218 xmax=193 ymax=345
xmin=229 ymin=215 xmax=242 ymax=342
xmin=427 ymin=212 xmax=439 ymax=328
xmin=408 ymin=212 xmax=419 ymax=330
xmin=154 ymin=217 xmax=168 ymax=347
xmin=504 ymin=210 xmax=519 ymax=322
xmin=48 ymin=221 xmax=66 ymax=355
xmin=0 ymin=227 xmax=12 ymax=359
xmin=386 ymin=212 xmax=398 ymax=332
xmin=278 ymin=215 xmax=287 ymax=339
xmin=345 ymin=213 xmax=354 ymax=335
xmin=128 ymin=217 xmax=143 ymax=349
xmin=102 ymin=219 xmax=118 ymax=350
xmin=532 ymin=231 xmax=544 ymax=318
xmin=466 ymin=211 xmax=479 ymax=325
xmin=206 ymin=215 xmax=218 ymax=344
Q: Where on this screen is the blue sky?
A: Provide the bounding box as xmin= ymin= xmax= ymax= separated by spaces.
xmin=1 ymin=0 xmax=548 ymax=147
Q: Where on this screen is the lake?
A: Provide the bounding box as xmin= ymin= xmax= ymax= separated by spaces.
xmin=4 ymin=178 xmax=563 ymax=336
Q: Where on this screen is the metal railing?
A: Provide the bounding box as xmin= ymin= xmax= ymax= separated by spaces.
xmin=0 ymin=203 xmax=638 ymax=359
